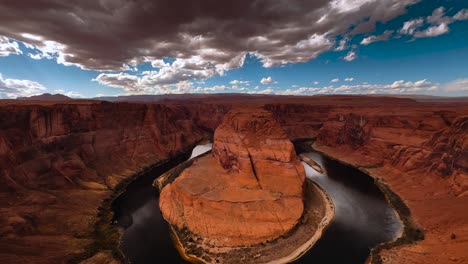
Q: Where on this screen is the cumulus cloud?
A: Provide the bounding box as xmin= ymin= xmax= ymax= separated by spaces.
xmin=93 ymin=71 xmax=251 ymax=95
xmin=344 ymin=50 xmax=357 ymax=61
xmin=360 ymin=30 xmax=394 ymax=45
xmin=345 ymin=77 xmax=354 ymax=82
xmin=277 ymin=79 xmax=440 ymax=95
xmin=443 ymin=79 xmax=468 ymax=92
xmin=331 ymin=78 xmax=340 ymax=83
xmin=414 ymin=23 xmax=449 ymax=38
xmin=313 ymin=81 xmax=320 ymax=85
xmin=0 ymin=73 xmax=47 ymax=98
xmin=260 ymin=77 xmax=274 ymax=85
xmin=94 ymin=55 xmax=247 ymax=93
xmin=399 ymin=7 xmax=468 ymax=39
xmin=0 ymin=0 xmax=420 ymax=73
xmin=0 ymin=36 xmax=22 ymax=57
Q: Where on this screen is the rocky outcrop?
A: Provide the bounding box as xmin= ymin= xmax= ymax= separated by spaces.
xmin=0 ymin=101 xmax=228 ymax=263
xmin=316 ymin=109 xmax=467 ymax=188
xmin=313 ymin=106 xmax=468 ymax=264
xmin=160 ymin=107 xmax=306 ymax=248
xmin=0 ymin=102 xmax=211 ymax=191
xmin=1 ymin=95 xmax=467 ymax=264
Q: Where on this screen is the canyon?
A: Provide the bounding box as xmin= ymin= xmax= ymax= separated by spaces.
xmin=160 ymin=107 xmax=308 ymax=248
xmin=158 ymin=107 xmax=333 ymax=263
xmin=0 ymin=95 xmax=467 ymax=263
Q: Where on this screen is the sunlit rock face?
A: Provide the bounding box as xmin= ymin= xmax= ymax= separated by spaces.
xmin=160 ymin=107 xmax=306 ymax=247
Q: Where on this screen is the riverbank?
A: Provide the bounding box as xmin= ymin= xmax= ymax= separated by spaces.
xmin=155 ymin=153 xmax=334 ymax=264
xmin=69 ymin=143 xmax=199 ymax=263
xmin=295 ymin=139 xmax=445 ymax=264
xmin=294 ymin=139 xmax=424 ymax=264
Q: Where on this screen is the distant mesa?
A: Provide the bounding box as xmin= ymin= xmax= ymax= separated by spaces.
xmin=17 ymin=93 xmax=72 ymax=101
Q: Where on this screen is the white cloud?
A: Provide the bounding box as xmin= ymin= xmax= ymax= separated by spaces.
xmin=277 ymin=79 xmax=441 ymax=96
xmin=53 ymin=89 xmax=84 ymax=98
xmin=94 ymin=54 xmax=246 ymax=93
xmin=0 ymin=73 xmax=47 ymax=98
xmin=443 ymin=79 xmax=468 ymax=92
xmin=313 ymin=81 xmax=320 ymax=85
xmin=454 ymin=9 xmax=468 ymax=21
xmin=399 ymin=7 xmax=468 ymax=39
xmin=426 ymin=7 xmax=451 ymax=25
xmin=399 ymin=18 xmax=424 ymax=35
xmin=230 ymin=80 xmax=250 ymax=85
xmin=93 ymin=71 xmax=252 ymax=95
xmin=249 ymin=88 xmax=273 ymax=95
xmin=260 ymin=76 xmax=274 ymax=84
xmin=414 ymin=23 xmax=449 ymax=38
xmin=0 ymin=36 xmax=22 ymax=57
xmin=345 ymin=77 xmax=354 ymax=82
xmin=360 ymin=30 xmax=394 ymax=45
xmin=335 ymin=39 xmax=348 ymax=51
xmin=331 ymin=78 xmax=340 ymax=83
xmin=254 ymin=34 xmax=334 ymax=67
xmin=344 ymin=51 xmax=357 ymax=61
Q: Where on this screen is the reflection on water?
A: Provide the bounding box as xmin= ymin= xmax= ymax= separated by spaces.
xmin=113 ymin=145 xmax=212 ymax=264
xmin=112 ymin=145 xmax=402 ymax=264
xmin=294 ymin=152 xmax=402 ymax=263
xmin=112 ymin=152 xmax=194 ymax=264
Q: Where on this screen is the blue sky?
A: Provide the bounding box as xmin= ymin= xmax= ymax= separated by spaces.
xmin=0 ymin=0 xmax=467 ymax=98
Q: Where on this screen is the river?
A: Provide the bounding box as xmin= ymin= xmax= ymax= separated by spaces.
xmin=112 ymin=144 xmax=402 ymax=264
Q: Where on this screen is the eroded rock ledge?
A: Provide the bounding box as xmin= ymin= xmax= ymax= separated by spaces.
xmin=159 ymin=107 xmax=333 ymax=263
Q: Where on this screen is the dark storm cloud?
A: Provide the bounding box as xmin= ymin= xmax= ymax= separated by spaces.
xmin=0 ymin=0 xmax=420 ymax=71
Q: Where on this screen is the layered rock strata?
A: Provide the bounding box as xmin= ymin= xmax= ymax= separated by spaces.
xmin=313 ymin=107 xmax=468 ymax=263
xmin=160 ymin=107 xmax=307 ymax=247
xmin=0 ymin=101 xmax=228 ymax=263
xmin=1 ymin=95 xmax=467 ymax=263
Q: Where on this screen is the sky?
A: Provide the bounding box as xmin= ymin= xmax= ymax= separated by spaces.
xmin=0 ymin=0 xmax=467 ymax=99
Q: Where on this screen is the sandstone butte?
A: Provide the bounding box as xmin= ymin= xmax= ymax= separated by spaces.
xmin=160 ymin=107 xmax=309 ymax=249
xmin=0 ymin=95 xmax=467 ymax=264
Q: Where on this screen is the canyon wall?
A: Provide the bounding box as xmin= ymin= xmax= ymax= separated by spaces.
xmin=0 ymin=101 xmax=228 ymax=263
xmin=0 ymin=102 xmax=230 ymax=192
xmin=309 ymin=105 xmax=468 ymax=263
xmin=0 ymin=96 xmax=466 ymax=263
xmin=314 ymin=107 xmax=467 ymax=196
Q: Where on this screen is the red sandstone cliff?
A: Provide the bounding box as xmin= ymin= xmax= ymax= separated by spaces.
xmin=0 ymin=101 xmax=228 ymax=263
xmin=160 ymin=107 xmax=306 ymax=248
xmin=312 ymin=106 xmax=468 ymax=263
xmin=0 ymin=102 xmax=211 ymax=192
xmin=0 ymin=96 xmax=467 ymax=263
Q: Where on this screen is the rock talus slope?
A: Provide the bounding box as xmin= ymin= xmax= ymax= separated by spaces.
xmin=160 ymin=107 xmax=306 ymax=247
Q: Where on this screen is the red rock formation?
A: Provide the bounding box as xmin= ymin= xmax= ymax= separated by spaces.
xmin=0 ymin=101 xmax=227 ymax=263
xmin=160 ymin=107 xmax=306 ymax=247
xmin=313 ymin=105 xmax=468 ymax=264
xmin=1 ymin=95 xmax=467 ymax=263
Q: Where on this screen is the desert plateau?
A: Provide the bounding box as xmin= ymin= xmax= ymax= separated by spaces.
xmin=1 ymin=1 xmax=467 ymax=263
xmin=0 ymin=95 xmax=466 ymax=263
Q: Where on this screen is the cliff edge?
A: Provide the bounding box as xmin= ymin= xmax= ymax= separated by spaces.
xmin=160 ymin=107 xmax=306 ymax=247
